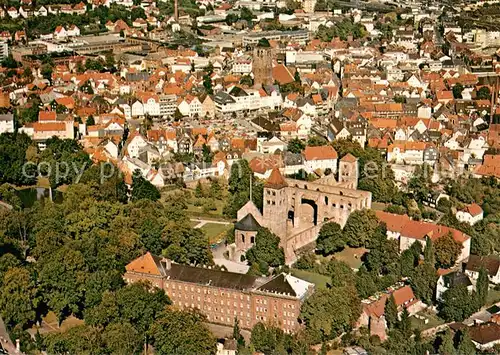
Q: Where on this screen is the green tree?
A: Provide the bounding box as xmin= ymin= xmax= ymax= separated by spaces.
xmin=0 ymin=253 xmax=21 ymax=286
xmin=86 ymin=115 xmax=95 ymax=126
xmin=0 ymin=267 xmax=39 ymax=329
xmin=86 ymin=281 xmax=170 ymax=336
xmin=195 ymin=181 xmax=204 ymax=198
xmin=400 ymin=249 xmax=417 ymax=277
xmin=434 ymin=233 xmax=462 ymax=269
xmin=327 ymin=260 xmax=355 ymax=288
xmin=239 ymin=75 xmax=253 ymax=86
xmin=439 ymin=284 xmax=476 ymax=322
xmin=202 ymin=74 xmax=213 ymax=94
xmin=257 ymin=38 xmax=270 ymax=47
xmin=150 ymin=309 xmax=216 ymax=355
xmin=0 ymin=133 xmax=37 ymax=186
xmin=300 ymin=286 xmax=361 ymax=340
xmin=476 ymin=86 xmax=491 ymax=100
xmin=43 ymin=324 xmax=105 ymax=354
xmin=384 ymin=294 xmax=398 ymax=329
xmin=41 ymin=64 xmax=53 ymax=82
xmin=131 ymin=6 xmax=146 ymax=20
xmin=232 ymin=317 xmax=245 ymax=349
xmin=457 ymin=329 xmax=476 ymax=355
xmin=224 ymin=159 xmax=262 ymax=217
xmin=105 ymin=52 xmax=116 ymax=68
xmin=103 ymin=322 xmax=142 ymax=355
xmin=209 ymin=178 xmax=222 ymax=199
xmin=246 ymin=228 xmax=285 ymax=270
xmin=453 ymin=83 xmax=464 ymax=99
xmin=131 ymin=170 xmax=160 ymax=202
xmin=355 ymin=267 xmax=377 ymax=299
xmin=476 ymin=267 xmax=489 ymax=308
xmin=343 ymin=209 xmax=380 ymax=247
xmin=424 ymin=237 xmax=435 ymax=266
xmin=307 ymin=135 xmax=327 ymax=147
xmin=37 ymin=246 xmax=88 ymax=323
xmin=410 ymin=263 xmax=436 ymax=305
xmin=287 ymin=137 xmax=305 ymax=154
xmin=316 ymin=221 xmax=344 ymax=255
xmin=240 ymin=7 xmax=254 ymax=23
xmin=398 ymin=307 xmax=411 ymax=337
xmin=250 ymin=322 xmax=284 ymax=353
xmin=408 ymin=163 xmax=433 ymax=202
xmin=438 ymin=329 xmax=456 ymax=355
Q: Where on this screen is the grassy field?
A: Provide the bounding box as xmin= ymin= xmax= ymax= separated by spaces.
xmin=185 ymin=198 xmax=228 ymax=220
xmin=487 ymin=289 xmax=500 ymax=305
xmin=200 ymin=223 xmax=232 ymax=244
xmin=333 ymin=247 xmax=368 ymax=270
xmin=291 ymin=269 xmax=330 ymax=289
xmin=410 ymin=310 xmax=445 ymax=331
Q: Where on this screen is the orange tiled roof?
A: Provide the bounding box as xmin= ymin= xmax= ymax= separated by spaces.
xmin=303 ymin=146 xmax=338 ymax=161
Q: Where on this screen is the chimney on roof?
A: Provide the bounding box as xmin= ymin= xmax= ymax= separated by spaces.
xmin=162 ymin=258 xmax=172 ymax=270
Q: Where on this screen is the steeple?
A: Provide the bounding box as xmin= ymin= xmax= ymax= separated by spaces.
xmin=265 ymin=168 xmax=288 ymax=189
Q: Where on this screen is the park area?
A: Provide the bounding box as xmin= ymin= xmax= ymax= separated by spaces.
xmin=198 ymin=222 xmax=232 ymax=244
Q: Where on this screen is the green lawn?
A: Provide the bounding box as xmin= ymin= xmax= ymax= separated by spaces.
xmin=291 ymin=269 xmax=330 ymax=289
xmin=410 ymin=310 xmax=444 ymax=331
xmin=333 ymin=247 xmax=368 ymax=270
xmin=200 ymin=223 xmax=232 ymax=244
xmin=185 ymin=198 xmax=228 ymax=219
xmin=486 ymin=289 xmax=500 ymax=305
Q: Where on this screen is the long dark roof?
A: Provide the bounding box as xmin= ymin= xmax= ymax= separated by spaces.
xmin=235 ymin=213 xmax=261 ymax=231
xmin=164 ymin=262 xmax=257 ymax=291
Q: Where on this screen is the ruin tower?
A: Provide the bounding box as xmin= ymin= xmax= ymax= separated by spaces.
xmin=252 ymin=46 xmax=273 ymax=89
xmin=262 ymin=168 xmax=289 ymax=241
xmin=338 ymin=153 xmax=359 ymax=190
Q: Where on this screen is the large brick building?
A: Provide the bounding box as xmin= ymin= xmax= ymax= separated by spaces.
xmin=124 ymin=252 xmax=314 ymax=332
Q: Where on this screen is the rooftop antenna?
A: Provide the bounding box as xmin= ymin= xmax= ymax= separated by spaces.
xmin=249 ymin=173 xmax=253 ymax=202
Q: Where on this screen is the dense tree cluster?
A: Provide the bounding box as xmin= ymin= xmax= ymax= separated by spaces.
xmin=332 ymin=139 xmax=399 ymax=203
xmin=223 ymin=159 xmax=263 ymax=218
xmin=246 ymin=227 xmax=285 ymax=275
xmin=442 ymin=177 xmax=500 ymax=256
xmin=0 ymin=157 xmax=213 ymax=352
xmin=315 ymin=20 xmax=367 ymax=41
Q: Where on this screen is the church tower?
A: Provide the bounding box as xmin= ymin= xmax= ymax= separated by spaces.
xmin=338 ymin=153 xmax=359 ymax=189
xmin=263 ymin=168 xmax=288 ymax=240
xmin=252 ymin=46 xmax=273 ymax=88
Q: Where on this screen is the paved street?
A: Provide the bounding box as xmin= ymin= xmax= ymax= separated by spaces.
xmin=190 ymin=218 xmax=231 ymax=228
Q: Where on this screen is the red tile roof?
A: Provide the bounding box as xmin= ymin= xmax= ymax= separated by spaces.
xmin=265 ymin=168 xmax=287 ymax=189
xmin=375 ymin=211 xmax=469 ymax=244
xmin=303 ymin=146 xmax=338 ymax=161
xmin=463 ymin=203 xmax=483 ymax=217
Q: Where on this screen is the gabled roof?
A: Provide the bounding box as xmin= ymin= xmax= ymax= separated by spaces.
xmin=303 ymin=146 xmax=338 ymax=161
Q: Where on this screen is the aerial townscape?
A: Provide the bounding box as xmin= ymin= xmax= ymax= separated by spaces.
xmin=0 ymin=0 xmax=500 ymax=353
